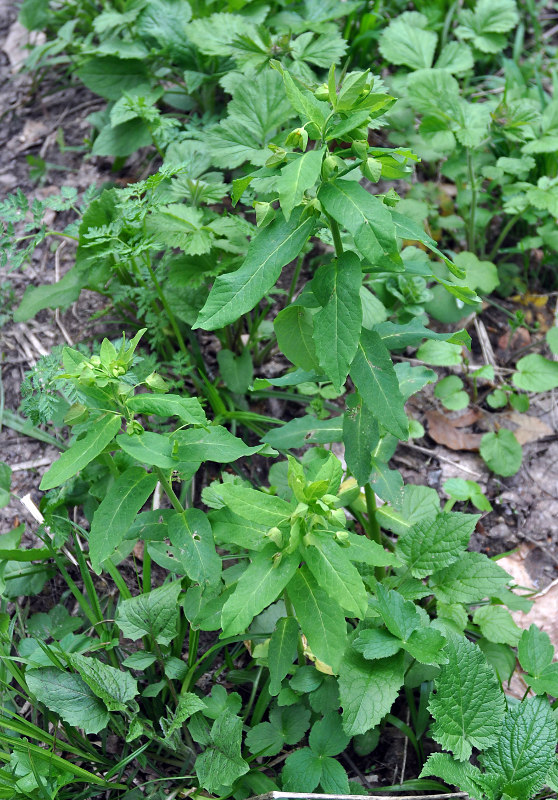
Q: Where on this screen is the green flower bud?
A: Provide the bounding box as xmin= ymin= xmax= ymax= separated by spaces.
xmin=285 ymin=126 xmax=309 ymax=151
xmin=314 ymin=83 xmax=329 ymax=101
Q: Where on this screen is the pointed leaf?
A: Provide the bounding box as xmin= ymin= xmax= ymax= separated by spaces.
xmin=339 ymin=647 xmax=405 ymax=735
xmin=278 ymin=149 xmax=324 ymax=221
xmin=26 ymin=668 xmax=110 ymax=734
xmin=168 ymin=509 xmax=221 ymax=587
xmin=269 ymin=616 xmax=300 ymax=695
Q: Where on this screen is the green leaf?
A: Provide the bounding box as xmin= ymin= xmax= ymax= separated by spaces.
xmin=318 ymin=179 xmax=403 ymax=271
xmin=278 ymin=149 xmax=324 ymax=221
xmin=116 ymin=581 xmax=182 ymax=645
xmin=435 ymin=376 xmax=469 ymax=411
xmin=473 ymin=605 xmax=521 ymax=646
xmin=480 ymin=696 xmax=557 ymax=800
xmin=246 ymin=706 xmax=311 ymax=756
xmin=116 ymin=432 xmax=185 ymax=470
xmin=0 ymin=463 xmax=11 ymax=509
xmin=518 ymin=624 xmax=555 ymax=677
xmin=195 ymin=713 xmax=249 ymax=793
xmin=278 ymin=66 xmax=329 ymax=129
xmin=455 ymin=0 xmax=519 ymax=53
xmin=379 ymin=13 xmax=437 ymax=69
xmin=77 ymin=57 xmax=149 ymax=100
xmin=429 ymin=635 xmax=505 ymax=760
xmin=89 ymin=467 xmax=158 ymax=572
xmin=319 ymin=756 xmax=350 ymax=794
xmin=173 ymin=426 xmax=261 ymax=462
xmin=210 ymin=506 xmax=268 ymax=552
xmin=304 ymin=531 xmax=368 ymax=618
xmin=127 ymin=394 xmax=207 ymax=425
xmin=435 ymin=41 xmax=474 ymax=73
xmin=288 ymin=566 xmax=347 ymax=672
xmin=339 ymin=648 xmax=405 ymax=735
xmin=374 ymin=584 xmax=422 ymax=641
xmin=14 ymin=267 xmax=86 ymax=322
xmin=396 ymin=512 xmax=479 ymax=578
xmin=221 ymin=547 xmax=300 ymax=636
xmin=390 ymin=209 xmax=463 ymax=277
xmin=353 ymin=628 xmax=402 ymax=660
xmin=212 ymin=485 xmax=292 ymax=527
xmin=373 ymin=318 xmax=470 ymax=350
xmin=480 ymin=429 xmax=522 ymax=476
xmin=275 ymin=305 xmax=321 ymax=372
xmin=195 ymin=211 xmax=314 ymax=330
xmin=512 ymin=354 xmax=558 ymax=392
xmin=69 ymin=655 xmax=137 ymax=712
xmin=268 ymin=616 xmax=300 ymax=695
xmin=217 ymin=349 xmax=253 ymax=395
xmin=431 ymin=552 xmax=510 ymax=604
xmin=263 ymin=415 xmax=343 ymax=449
xmin=162 ymin=693 xmax=207 ymax=742
xmin=282 ymin=748 xmax=323 ymax=792
xmin=310 ymin=712 xmax=350 ymax=756
xmin=416 ymin=340 xmax=463 ymax=366
xmin=344 ymin=532 xmax=400 ymax=567
xmin=40 ymin=414 xmax=122 ymax=490
xmin=91 ymin=119 xmax=152 ymax=157
xmin=312 ymin=252 xmax=363 ymax=392
xmin=168 ymin=509 xmax=221 ymax=587
xmin=350 ymin=329 xmax=409 ymax=439
xmin=420 ymin=753 xmax=485 ymax=799
xmin=343 ymin=393 xmax=379 ymax=486
xmin=26 ymin=668 xmax=110 ymax=735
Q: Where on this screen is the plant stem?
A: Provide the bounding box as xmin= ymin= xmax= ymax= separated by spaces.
xmin=328 ymin=216 xmax=344 ymax=257
xmin=364 ymin=483 xmax=385 ymax=580
xmin=488 ymin=212 xmax=522 ymax=262
xmin=143 ymin=259 xmax=189 ymax=358
xmin=287 ymin=253 xmax=304 ymax=304
xmin=155 ymin=467 xmax=185 ymax=513
xmin=466 ymin=148 xmax=477 ymax=253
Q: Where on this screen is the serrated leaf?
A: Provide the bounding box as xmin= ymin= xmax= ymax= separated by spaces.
xmin=282 ymin=748 xmax=323 ymax=791
xmin=339 ymin=648 xmax=405 ymax=735
xmin=318 ymin=179 xmax=402 ymax=271
xmin=40 ymin=414 xmax=122 ymax=490
xmin=379 ymin=13 xmax=437 ymax=69
xmin=221 ymin=547 xmax=299 ymax=636
xmin=278 ymin=148 xmax=324 ymax=221
xmin=168 ymin=509 xmax=221 ymax=587
xmin=312 ymin=252 xmax=363 ymax=392
xmin=350 ymin=329 xmax=409 ymax=439
xmin=69 ymin=654 xmax=137 ymax=712
xmin=473 ymin=605 xmax=521 ymax=646
xmin=396 ymin=512 xmax=478 ymax=578
xmin=127 ymin=394 xmax=207 ymax=425
xmin=195 ymin=211 xmax=314 ymax=330
xmin=429 ymin=635 xmax=505 ymax=760
xmin=420 ymin=753 xmax=486 ymax=799
xmin=353 ymin=628 xmax=402 ymax=660
xmin=480 ymin=696 xmax=557 ymax=800
xmin=195 ymin=713 xmax=249 ymax=793
xmin=431 ymin=552 xmax=511 ymax=604
xmin=288 ymin=565 xmax=347 ymax=673
xmin=26 ymin=668 xmax=110 ymax=734
xmin=310 ymin=712 xmax=350 ymax=756
xmin=304 ymin=531 xmax=367 ymax=618
xmin=268 ymin=616 xmax=300 ymax=695
xmin=246 ymin=705 xmax=311 ymax=756
xmin=89 ymin=467 xmax=158 ymax=572
xmin=116 ymin=581 xmax=182 ymax=645
xmin=518 ymin=624 xmax=555 ymax=677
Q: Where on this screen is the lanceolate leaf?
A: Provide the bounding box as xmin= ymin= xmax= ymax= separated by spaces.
xmin=278 ymin=148 xmax=325 ymax=221
xmin=221 ymin=547 xmax=300 ymax=636
xmin=349 ymin=329 xmax=409 ymax=439
xmin=303 ymin=531 xmax=367 ymax=618
xmin=318 ymin=179 xmax=402 ymax=271
xmin=195 ymin=211 xmax=315 ymax=330
xmin=40 ymin=414 xmax=122 ymax=490
xmin=268 ymin=616 xmax=300 ymax=695
xmin=89 ymin=467 xmax=158 ymax=572
xmin=342 ymin=393 xmax=379 ymax=485
xmin=168 ymin=509 xmax=221 ymax=587
xmin=127 ymin=394 xmax=207 ymax=425
xmin=288 ymin=566 xmax=347 ymax=672
xmin=275 ymin=305 xmax=321 ymax=372
xmin=312 ymin=252 xmax=363 ymax=391
xmin=212 ymin=484 xmax=292 ymax=527
xmin=172 ymin=426 xmax=261 ymax=462
xmin=429 ymin=635 xmax=505 ymax=760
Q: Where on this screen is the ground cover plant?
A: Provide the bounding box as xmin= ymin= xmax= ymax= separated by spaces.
xmin=0 ymin=0 xmax=558 ymax=798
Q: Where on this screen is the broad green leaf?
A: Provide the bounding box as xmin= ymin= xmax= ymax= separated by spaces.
xmin=89 ymin=467 xmax=158 ymax=572
xmin=212 ymin=484 xmax=292 ymax=527
xmin=210 ymin=506 xmax=268 ymax=552
xmin=518 ymin=624 xmax=555 ymax=677
xmin=435 ymin=41 xmax=474 ymax=73
xmin=318 ymin=179 xmax=402 ymax=271
xmin=310 ymin=712 xmax=350 ymax=757
xmin=116 ymin=581 xmax=182 ymax=645
xmin=480 ymin=429 xmax=522 ymax=476
xmin=195 ymin=211 xmax=315 ymax=330
xmin=512 ymin=354 xmax=558 ymax=392
xmin=173 ymin=426 xmax=261 ymax=462
xmin=379 ymin=13 xmax=436 ymax=69
xmin=282 ymin=748 xmax=323 ymax=792
xmin=116 ymin=431 xmax=186 ymax=470
xmin=221 ymin=547 xmax=300 ymax=636
xmin=344 ymin=532 xmax=400 ymax=567
xmin=373 ymin=318 xmax=471 ymax=350
xmin=168 ymin=509 xmax=221 ymax=587
xmin=127 ymin=394 xmax=207 ymax=425
xmin=353 ymin=628 xmax=402 ymax=660
xmin=246 ymin=706 xmax=310 ymax=756
xmin=416 ymin=340 xmax=463 ymax=365
xmin=26 ymin=668 xmax=110 ymax=735
xmin=288 ymin=566 xmax=347 ymax=672
xmin=162 ymin=693 xmax=207 ymax=741
xmin=40 ymin=414 xmax=122 ymax=490
xmin=455 ymin=0 xmax=519 ymax=53
xmin=480 ymin=696 xmax=557 ymax=800
xmin=15 ymin=267 xmax=85 ymax=321
xmin=429 ymin=635 xmax=505 ymax=760
xmin=278 ymin=149 xmax=324 ymax=221
xmin=395 ymin=362 xmax=437 ymax=400
xmin=431 ymin=552 xmax=510 ymax=604
xmin=312 ymin=252 xmax=363 ymax=391
xmin=343 ymin=393 xmax=379 ymax=485
xmin=263 ymin=415 xmax=343 ymax=449
xmin=195 ymin=713 xmax=249 ymax=793
xmin=350 ymin=329 xmax=409 ymax=439
xmin=374 ymin=584 xmax=422 ymax=641
xmin=390 ymin=209 xmax=464 ymax=278
xmin=275 ymin=305 xmax=320 ymax=372
xmin=69 ymin=655 xmax=137 ymax=712
xmin=339 ymin=647 xmax=404 ymax=735
xmin=77 ymin=57 xmax=149 ymax=100
xmin=473 ymin=605 xmax=521 ymax=646
xmin=304 ymin=531 xmax=367 ymax=617
xmin=396 ymin=512 xmax=478 ymax=578
xmin=216 ymin=349 xmax=253 ymax=395
xmin=268 ymin=616 xmax=300 ymax=696
xmin=420 ymin=753 xmax=485 ymax=799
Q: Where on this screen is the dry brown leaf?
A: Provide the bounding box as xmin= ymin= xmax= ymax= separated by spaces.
xmin=497 ymin=327 xmax=531 ymax=351
xmin=425 ymin=410 xmax=483 ymax=451
xmin=449 ymin=407 xmax=483 ymax=428
xmin=498 ymin=543 xmax=537 ymax=590
xmin=501 ymin=412 xmax=553 ymax=445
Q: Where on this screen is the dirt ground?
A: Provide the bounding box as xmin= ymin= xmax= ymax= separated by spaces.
xmin=1 ymin=3 xmax=557 ymax=594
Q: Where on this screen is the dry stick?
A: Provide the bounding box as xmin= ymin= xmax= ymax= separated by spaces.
xmin=401 ymin=441 xmax=483 ymax=478
xmin=249 ymin=793 xmax=469 ymax=800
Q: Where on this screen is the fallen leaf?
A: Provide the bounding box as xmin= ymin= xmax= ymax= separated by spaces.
xmin=511 ymin=293 xmax=548 ymax=308
xmin=449 ymin=407 xmax=483 ymax=428
xmin=501 ymin=412 xmax=553 ymax=445
xmin=497 ymin=327 xmax=531 ymax=351
xmin=425 ymin=410 xmax=483 ymax=451
xmin=497 ymin=543 xmax=537 ymax=591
